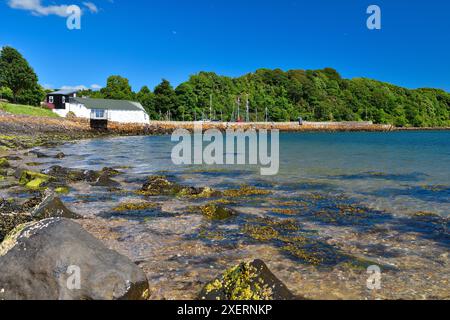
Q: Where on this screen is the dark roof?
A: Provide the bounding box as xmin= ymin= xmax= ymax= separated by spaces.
xmin=73 ymin=98 xmax=146 ymax=112
xmin=48 ymin=89 xmax=78 ymax=95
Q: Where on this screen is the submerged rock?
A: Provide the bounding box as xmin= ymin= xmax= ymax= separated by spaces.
xmin=200 ymin=259 xmax=295 ymax=300
xmin=112 ymin=201 xmax=158 ymax=212
xmin=178 ymin=186 xmax=222 ymax=198
xmin=29 ymin=150 xmax=50 ymax=158
xmin=140 ymin=175 xmax=182 ymax=196
xmin=243 ymin=224 xmax=280 ymax=241
xmin=31 ymin=192 xmax=81 ymax=220
xmin=140 ymin=175 xmax=221 ymax=199
xmin=223 ymin=185 xmax=272 ymax=198
xmin=55 ymin=152 xmax=66 ymax=159
xmin=101 ymin=167 xmax=121 ymax=176
xmin=0 ymin=218 xmax=150 ymax=300
xmin=199 ymin=203 xmax=237 ymax=220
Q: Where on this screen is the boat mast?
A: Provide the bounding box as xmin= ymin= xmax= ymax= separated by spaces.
xmin=237 ymin=96 xmax=241 ymax=121
xmin=246 ymin=94 xmax=249 ymax=122
xmin=209 ymin=93 xmax=213 ymax=120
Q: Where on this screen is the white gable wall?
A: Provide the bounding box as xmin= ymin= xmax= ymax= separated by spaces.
xmin=54 ymin=103 xmax=149 ymax=124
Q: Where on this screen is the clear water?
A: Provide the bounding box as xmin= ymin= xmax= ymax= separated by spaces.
xmin=33 ymin=131 xmax=449 ymax=299
xmin=47 ymin=131 xmax=450 ymax=217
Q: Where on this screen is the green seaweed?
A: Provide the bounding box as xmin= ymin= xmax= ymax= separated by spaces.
xmin=0 ymin=158 xmax=10 ymax=168
xmin=203 ymin=262 xmax=273 ymax=300
xmin=243 ymin=224 xmax=279 ymax=241
xmin=112 ymin=201 xmax=158 ymax=212
xmin=223 ymin=185 xmax=271 ymax=198
xmin=19 ymin=170 xmax=52 ymax=190
xmin=55 ymin=186 xmax=70 ymax=194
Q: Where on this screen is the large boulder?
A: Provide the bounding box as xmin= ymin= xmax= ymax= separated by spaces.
xmin=199 ymin=259 xmax=296 ymax=300
xmin=0 ymin=218 xmax=149 ymax=300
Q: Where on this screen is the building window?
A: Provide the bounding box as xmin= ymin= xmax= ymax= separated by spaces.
xmin=92 ymin=109 xmax=106 ymax=119
xmin=62 ymin=96 xmax=66 ymax=104
xmin=49 ymin=96 xmax=54 ymax=103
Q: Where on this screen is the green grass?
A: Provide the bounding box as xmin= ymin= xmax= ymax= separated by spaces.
xmin=0 ymin=103 xmax=59 ymax=118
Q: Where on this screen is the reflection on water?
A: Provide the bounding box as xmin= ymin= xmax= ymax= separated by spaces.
xmin=36 ymin=131 xmax=449 ymax=299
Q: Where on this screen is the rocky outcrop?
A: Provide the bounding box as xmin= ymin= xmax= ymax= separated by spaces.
xmin=43 ymin=165 xmax=99 ymax=183
xmin=31 ymin=192 xmax=81 ymax=220
xmin=200 ymin=259 xmax=296 ymax=300
xmin=0 ymin=218 xmax=149 ymax=300
xmin=42 ymin=166 xmax=120 ymax=188
xmin=92 ymin=172 xmax=121 ymax=188
xmin=140 ymin=175 xmax=221 ymax=198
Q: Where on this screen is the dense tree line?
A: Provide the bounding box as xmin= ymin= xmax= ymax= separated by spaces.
xmin=0 ymin=47 xmax=45 ymax=106
xmin=1 ymin=46 xmax=448 ymax=127
xmin=81 ymin=69 xmax=450 ymax=127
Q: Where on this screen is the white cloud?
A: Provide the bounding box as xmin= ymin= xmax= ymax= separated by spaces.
xmin=8 ymin=0 xmax=70 ymax=17
xmin=59 ymin=84 xmax=102 ymax=91
xmin=83 ymin=2 xmax=98 ymax=14
xmin=60 ymin=85 xmax=88 ymax=91
xmin=7 ymin=0 xmax=100 ymax=17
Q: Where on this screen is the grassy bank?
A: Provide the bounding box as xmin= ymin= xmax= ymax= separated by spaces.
xmin=0 ymin=103 xmax=59 ymax=118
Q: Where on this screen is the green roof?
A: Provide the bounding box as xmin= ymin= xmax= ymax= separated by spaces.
xmin=73 ymin=98 xmax=146 ymax=112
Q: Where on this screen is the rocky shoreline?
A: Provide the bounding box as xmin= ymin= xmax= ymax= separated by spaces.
xmin=2 ymin=110 xmax=449 ymax=143
xmin=0 ymin=141 xmax=296 ymax=300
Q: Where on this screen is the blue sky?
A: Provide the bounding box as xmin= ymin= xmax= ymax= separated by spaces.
xmin=1 ymin=0 xmax=449 ymax=92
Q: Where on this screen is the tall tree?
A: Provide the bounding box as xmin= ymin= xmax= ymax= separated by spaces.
xmin=154 ymin=79 xmax=176 ymax=120
xmin=100 ymin=75 xmax=134 ymax=100
xmin=136 ymin=85 xmax=156 ymax=119
xmin=0 ymin=46 xmax=44 ymax=105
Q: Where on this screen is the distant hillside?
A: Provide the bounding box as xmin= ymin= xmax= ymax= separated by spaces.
xmin=81 ymin=68 xmax=450 ymax=127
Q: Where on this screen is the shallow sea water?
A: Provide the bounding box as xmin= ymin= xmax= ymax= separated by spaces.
xmin=29 ymin=132 xmax=449 ymax=299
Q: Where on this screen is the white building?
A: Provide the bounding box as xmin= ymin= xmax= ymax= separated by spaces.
xmin=53 ymin=97 xmax=150 ymax=125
